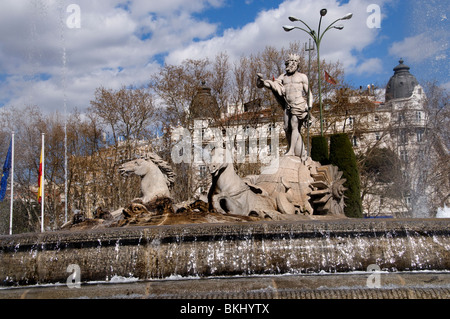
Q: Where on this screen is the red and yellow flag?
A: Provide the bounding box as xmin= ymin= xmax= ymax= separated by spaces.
xmin=325 ymin=71 xmax=338 ymax=85
xmin=37 ymin=146 xmax=43 ymax=203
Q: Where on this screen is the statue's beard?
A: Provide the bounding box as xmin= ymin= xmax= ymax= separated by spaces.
xmin=285 ymin=64 xmax=297 ymax=75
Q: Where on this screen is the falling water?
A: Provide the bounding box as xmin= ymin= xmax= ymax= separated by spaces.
xmin=25 ymin=0 xmax=48 ymax=107
xmin=2 ymin=220 xmax=448 ymax=287
xmin=437 ymin=205 xmax=450 ymax=218
xmin=58 ymin=0 xmax=69 ymax=224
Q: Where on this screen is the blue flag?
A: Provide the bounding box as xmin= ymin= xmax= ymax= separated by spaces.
xmin=0 ymin=140 xmax=12 ymax=202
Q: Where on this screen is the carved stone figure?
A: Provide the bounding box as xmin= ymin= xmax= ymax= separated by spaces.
xmin=255 ymin=156 xmax=316 ymax=215
xmin=257 ymin=53 xmax=313 ymax=160
xmin=206 ymin=147 xmax=347 ymax=218
xmin=119 ymin=152 xmax=176 ymax=204
xmin=207 ymin=147 xmax=283 ymax=220
xmin=205 ymin=145 xmax=347 ymax=219
xmin=309 ymin=165 xmax=347 ymax=215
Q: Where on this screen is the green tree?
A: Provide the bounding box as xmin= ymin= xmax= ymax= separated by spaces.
xmin=310 ymin=135 xmax=329 ymax=165
xmin=329 ymin=133 xmax=363 ymax=218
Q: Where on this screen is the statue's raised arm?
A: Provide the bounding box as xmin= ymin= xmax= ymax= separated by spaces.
xmin=257 ymin=54 xmax=313 ymax=160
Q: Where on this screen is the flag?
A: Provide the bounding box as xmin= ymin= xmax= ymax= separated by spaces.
xmin=325 ymin=71 xmax=337 ymax=85
xmin=0 ymin=140 xmax=12 ymax=202
xmin=37 ymin=145 xmax=44 ymax=203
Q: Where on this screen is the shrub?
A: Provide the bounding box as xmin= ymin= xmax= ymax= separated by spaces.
xmin=310 ymin=135 xmax=329 ymax=165
xmin=329 ymin=134 xmax=363 ymax=218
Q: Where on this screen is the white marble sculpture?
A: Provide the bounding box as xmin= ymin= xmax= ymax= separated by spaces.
xmin=257 ymin=53 xmax=313 ymax=161
xmin=115 ymin=55 xmax=346 ymax=223
xmin=207 ymin=147 xmax=282 ymax=219
xmin=206 ymin=147 xmax=346 ymax=218
xmin=119 ymin=152 xmax=175 ymax=203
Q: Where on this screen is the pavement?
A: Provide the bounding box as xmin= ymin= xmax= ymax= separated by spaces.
xmin=1 ymin=272 xmax=449 ymax=299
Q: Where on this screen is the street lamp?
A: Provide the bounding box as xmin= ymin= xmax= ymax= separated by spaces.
xmin=283 ymin=9 xmax=353 ymax=136
xmin=305 ymin=39 xmax=315 ymax=156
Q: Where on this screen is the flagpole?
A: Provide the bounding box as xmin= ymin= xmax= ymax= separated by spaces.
xmin=41 ymin=133 xmax=45 ymax=233
xmin=9 ymin=132 xmax=14 ymax=235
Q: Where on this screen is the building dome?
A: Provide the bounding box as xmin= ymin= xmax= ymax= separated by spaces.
xmin=190 ymin=81 xmax=220 ymax=119
xmin=385 ymin=59 xmax=420 ymax=102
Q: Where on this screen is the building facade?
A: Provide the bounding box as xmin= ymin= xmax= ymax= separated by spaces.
xmin=174 ymin=60 xmax=447 ymax=217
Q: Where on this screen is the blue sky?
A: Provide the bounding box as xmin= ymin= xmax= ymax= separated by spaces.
xmin=0 ymin=0 xmax=448 ymax=112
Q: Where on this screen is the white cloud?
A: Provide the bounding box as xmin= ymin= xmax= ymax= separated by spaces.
xmin=354 ymin=58 xmax=384 ymax=75
xmin=0 ymin=0 xmax=223 ymax=113
xmin=388 ymin=32 xmax=444 ymax=63
xmin=0 ymin=0 xmax=390 ymax=114
xmin=165 ymin=0 xmax=387 ymax=74
xmin=440 ymin=81 xmax=450 ymax=92
xmin=128 ymin=0 xmax=225 ymax=16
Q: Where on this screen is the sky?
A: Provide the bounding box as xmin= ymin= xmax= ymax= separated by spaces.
xmin=0 ymin=0 xmax=448 ymax=113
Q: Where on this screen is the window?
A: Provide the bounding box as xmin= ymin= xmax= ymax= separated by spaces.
xmin=268 ymin=123 xmax=275 ymax=133
xmin=245 ymin=142 xmax=250 ymax=155
xmin=417 ymin=130 xmax=424 ymax=143
xmin=199 ymin=165 xmax=207 ymax=179
xmin=399 ymin=130 xmax=408 ymax=145
xmin=400 ymin=150 xmax=408 ymax=163
xmin=375 ymin=132 xmax=381 ymax=141
xmin=352 ymin=136 xmax=358 ymax=147
xmin=404 ymin=193 xmax=411 ymax=206
xmin=374 ymin=115 xmax=380 ymax=122
xmin=348 ymin=117 xmax=354 ymax=126
xmin=416 ymin=111 xmax=423 ymax=122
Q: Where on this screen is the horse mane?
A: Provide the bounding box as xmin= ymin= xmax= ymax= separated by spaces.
xmin=142 ymin=152 xmax=176 ymax=189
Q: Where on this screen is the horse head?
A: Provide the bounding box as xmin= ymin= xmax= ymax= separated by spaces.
xmin=207 ymin=147 xmax=230 ymax=177
xmin=119 ymin=158 xmax=151 ymax=178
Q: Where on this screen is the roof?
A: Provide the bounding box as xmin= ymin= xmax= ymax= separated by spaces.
xmin=385 ymin=59 xmax=420 ymax=102
xmin=189 ymin=81 xmax=220 ymax=119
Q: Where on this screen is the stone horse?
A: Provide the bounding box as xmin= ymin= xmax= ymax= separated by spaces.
xmin=207 ymin=148 xmax=281 ymax=219
xmin=119 ymin=152 xmax=176 ymax=204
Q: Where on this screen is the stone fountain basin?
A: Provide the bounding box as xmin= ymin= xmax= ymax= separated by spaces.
xmin=1 ymin=219 xmax=449 ymax=287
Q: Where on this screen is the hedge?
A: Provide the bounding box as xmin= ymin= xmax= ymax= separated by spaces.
xmin=329 ymin=133 xmax=363 ymax=218
xmin=310 ymin=135 xmax=329 ymax=165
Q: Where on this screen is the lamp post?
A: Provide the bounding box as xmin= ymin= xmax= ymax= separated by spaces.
xmin=305 ymin=39 xmax=315 ymax=156
xmin=284 ymin=9 xmax=352 ymax=136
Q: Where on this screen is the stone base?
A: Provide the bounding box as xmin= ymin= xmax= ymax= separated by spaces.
xmin=1 ymin=219 xmax=449 ymax=287
xmin=1 ymin=273 xmax=449 ymax=299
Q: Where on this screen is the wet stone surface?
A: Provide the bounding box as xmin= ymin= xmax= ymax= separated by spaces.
xmin=0 ymin=219 xmax=449 ymax=287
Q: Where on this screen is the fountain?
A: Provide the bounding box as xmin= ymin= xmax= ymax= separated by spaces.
xmin=1 ymin=55 xmax=449 ymax=300
xmin=0 ymin=218 xmax=449 ymax=298
xmin=0 ymin=9 xmax=449 ymax=299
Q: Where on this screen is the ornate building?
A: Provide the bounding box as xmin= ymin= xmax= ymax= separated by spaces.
xmin=173 ymin=61 xmax=447 ymax=217
xmin=308 ymin=59 xmax=447 ymax=217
